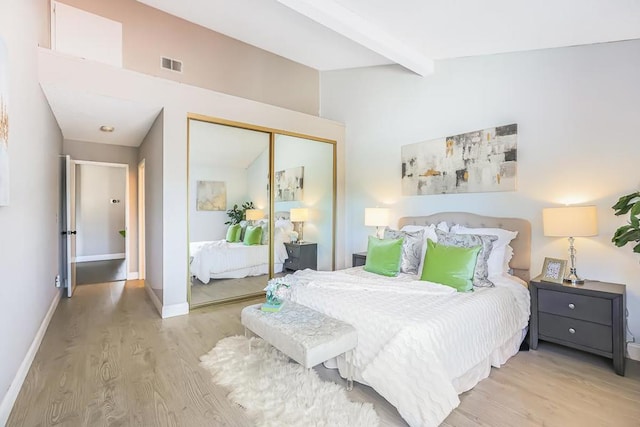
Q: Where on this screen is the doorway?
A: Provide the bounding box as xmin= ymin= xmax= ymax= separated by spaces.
xmin=73 ymin=160 xmax=129 ymax=285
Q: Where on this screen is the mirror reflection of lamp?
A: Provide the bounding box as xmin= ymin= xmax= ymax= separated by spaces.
xmin=365 ymin=207 xmax=390 ymax=239
xmin=542 ymin=205 xmax=598 ymax=285
xmin=290 ymin=208 xmax=309 ymax=243
xmin=245 ymin=209 xmax=264 ymax=225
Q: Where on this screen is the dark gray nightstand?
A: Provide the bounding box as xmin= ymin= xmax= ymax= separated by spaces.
xmin=529 ymin=276 xmax=626 ymax=376
xmin=352 ymin=252 xmax=367 ymax=267
xmin=284 ymin=242 xmax=317 ymax=272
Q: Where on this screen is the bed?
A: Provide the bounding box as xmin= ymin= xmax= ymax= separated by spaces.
xmin=279 ymin=212 xmax=531 ymax=427
xmin=190 ymin=215 xmax=293 ymax=283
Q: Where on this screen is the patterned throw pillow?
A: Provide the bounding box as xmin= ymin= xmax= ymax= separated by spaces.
xmin=383 ymin=227 xmax=426 ymax=274
xmin=435 ymin=229 xmax=498 ymax=287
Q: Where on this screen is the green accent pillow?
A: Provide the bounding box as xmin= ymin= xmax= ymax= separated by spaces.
xmin=243 ymin=225 xmax=262 ymax=246
xmin=420 ymin=239 xmax=481 ymax=292
xmin=364 ymin=236 xmax=403 ymax=277
xmin=226 ymin=224 xmax=242 ymax=242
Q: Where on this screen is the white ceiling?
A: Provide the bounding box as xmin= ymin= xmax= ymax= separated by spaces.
xmin=138 ymin=0 xmax=640 ymax=75
xmin=189 ymin=120 xmax=269 ymax=169
xmin=41 ymin=85 xmax=162 ymax=147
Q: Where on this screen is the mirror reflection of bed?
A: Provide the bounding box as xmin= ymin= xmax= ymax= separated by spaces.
xmin=188 ymin=120 xmax=272 ymax=306
xmin=187 ymin=117 xmax=336 ymax=307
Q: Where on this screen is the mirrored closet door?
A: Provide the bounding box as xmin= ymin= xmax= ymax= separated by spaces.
xmin=188 ymin=119 xmax=271 ymax=307
xmin=187 ymin=117 xmax=336 ymax=308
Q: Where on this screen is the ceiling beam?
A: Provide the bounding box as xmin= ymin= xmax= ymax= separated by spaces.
xmin=277 ymin=0 xmax=434 ymax=76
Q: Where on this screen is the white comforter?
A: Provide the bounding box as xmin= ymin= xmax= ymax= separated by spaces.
xmin=190 ymin=240 xmax=288 ymax=283
xmin=281 ymin=268 xmax=530 ymax=427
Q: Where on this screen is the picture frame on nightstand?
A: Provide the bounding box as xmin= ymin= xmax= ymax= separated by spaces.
xmin=540 ymin=257 xmax=567 ymax=284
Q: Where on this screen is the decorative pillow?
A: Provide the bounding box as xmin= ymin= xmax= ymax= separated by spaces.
xmin=238 ymin=220 xmax=248 ymax=241
xmin=451 ymin=225 xmax=518 ymax=276
xmin=420 ymin=239 xmax=481 ymax=292
xmin=225 ymin=224 xmax=242 ymax=243
xmin=364 ymin=236 xmax=403 ymax=277
xmin=383 ymin=227 xmax=425 ymax=274
xmin=275 ymin=219 xmax=294 ymax=235
xmin=401 ymin=223 xmax=449 ymax=276
xmin=243 ymin=225 xmax=262 ymax=246
xmin=435 ymin=229 xmax=497 ymax=287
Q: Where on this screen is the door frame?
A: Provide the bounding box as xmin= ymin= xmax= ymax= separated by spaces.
xmin=74 ymin=160 xmax=130 ymax=276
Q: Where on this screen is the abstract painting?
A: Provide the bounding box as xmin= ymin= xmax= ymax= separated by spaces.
xmin=196 ymin=181 xmax=226 ymax=211
xmin=0 ymin=37 xmax=9 ymax=206
xmin=275 ymin=166 xmax=304 ymax=202
xmin=401 ymin=124 xmax=517 ymax=196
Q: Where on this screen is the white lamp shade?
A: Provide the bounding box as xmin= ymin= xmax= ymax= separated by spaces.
xmin=365 ymin=208 xmax=389 ymax=227
xmin=543 ymin=205 xmax=598 ymax=237
xmin=245 ymin=209 xmax=264 ymax=221
xmin=290 ymin=208 xmax=309 ymax=222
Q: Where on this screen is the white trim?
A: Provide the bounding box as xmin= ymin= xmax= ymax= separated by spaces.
xmin=162 ymin=302 xmax=189 ymax=318
xmin=144 ymin=281 xmax=163 ymax=316
xmin=0 ymin=290 xmax=62 ymax=426
xmin=75 ymin=253 xmax=125 ymax=262
xmin=628 ymin=342 xmax=640 ymax=362
xmin=138 ymin=159 xmax=146 ymax=281
xmin=73 ymin=159 xmax=128 ymax=168
xmin=127 ymin=272 xmax=139 ymax=280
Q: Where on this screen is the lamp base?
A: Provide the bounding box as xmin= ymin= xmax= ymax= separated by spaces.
xmin=563 ymin=268 xmax=584 ymax=285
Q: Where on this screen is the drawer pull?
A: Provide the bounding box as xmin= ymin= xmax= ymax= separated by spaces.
xmin=569 ymin=328 xmax=576 ymax=334
xmin=568 ymin=303 xmax=575 ymax=310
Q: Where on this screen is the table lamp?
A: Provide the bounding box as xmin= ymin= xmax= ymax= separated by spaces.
xmin=543 ymin=205 xmax=598 ymax=285
xmin=290 ymin=208 xmax=309 ymax=242
xmin=365 ymin=207 xmax=390 ymax=239
xmin=245 ymin=209 xmax=264 ymax=225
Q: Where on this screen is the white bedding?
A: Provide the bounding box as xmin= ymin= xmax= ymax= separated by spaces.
xmin=190 ymin=240 xmax=288 ymax=283
xmin=280 ymin=267 xmax=530 ymax=427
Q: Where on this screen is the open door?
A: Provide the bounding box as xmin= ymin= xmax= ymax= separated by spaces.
xmin=60 ymin=155 xmax=77 ymax=297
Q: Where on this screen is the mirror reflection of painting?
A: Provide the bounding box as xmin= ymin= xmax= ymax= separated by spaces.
xmin=275 ymin=166 xmax=304 ymax=202
xmin=196 ymin=180 xmax=226 ymax=211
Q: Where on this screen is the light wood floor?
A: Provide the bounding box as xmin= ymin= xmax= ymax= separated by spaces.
xmin=190 ymin=274 xmax=268 ymax=306
xmin=8 ymin=280 xmax=640 ymax=426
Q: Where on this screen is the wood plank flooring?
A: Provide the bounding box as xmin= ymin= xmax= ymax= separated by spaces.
xmin=8 ymin=280 xmax=640 ymax=426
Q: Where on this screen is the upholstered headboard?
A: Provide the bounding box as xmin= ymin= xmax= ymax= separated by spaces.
xmin=398 ymin=212 xmax=531 ymax=282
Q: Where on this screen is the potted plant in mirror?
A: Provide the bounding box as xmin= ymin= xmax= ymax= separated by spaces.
xmin=612 ymin=191 xmax=640 ymax=254
xmin=225 ymin=201 xmax=255 ymax=225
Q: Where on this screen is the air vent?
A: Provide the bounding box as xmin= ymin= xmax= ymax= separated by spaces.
xmin=160 ymin=56 xmax=182 ymax=73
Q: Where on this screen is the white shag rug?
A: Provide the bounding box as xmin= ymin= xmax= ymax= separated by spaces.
xmin=200 ymin=336 xmax=380 ymax=427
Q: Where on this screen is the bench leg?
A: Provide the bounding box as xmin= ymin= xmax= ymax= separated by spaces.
xmin=345 ymin=350 xmax=354 ymax=391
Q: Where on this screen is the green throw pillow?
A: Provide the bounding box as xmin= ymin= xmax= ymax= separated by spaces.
xmin=364 ymin=236 xmax=403 ymax=277
xmin=226 ymin=224 xmax=242 ymax=242
xmin=420 ymin=239 xmax=481 ymax=292
xmin=243 ymin=225 xmax=262 ymax=246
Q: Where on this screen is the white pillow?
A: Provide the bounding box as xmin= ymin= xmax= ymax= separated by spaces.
xmin=503 ymin=244 xmax=514 ymax=272
xmin=401 ymin=220 xmax=449 ymax=233
xmin=451 ymin=225 xmax=518 ymax=276
xmin=275 ymin=219 xmax=294 ymax=234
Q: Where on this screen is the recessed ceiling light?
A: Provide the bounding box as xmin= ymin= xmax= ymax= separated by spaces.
xmin=100 ymin=125 xmax=115 ymax=133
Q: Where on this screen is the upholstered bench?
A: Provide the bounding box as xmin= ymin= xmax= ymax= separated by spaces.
xmin=241 ymin=301 xmax=358 ymax=390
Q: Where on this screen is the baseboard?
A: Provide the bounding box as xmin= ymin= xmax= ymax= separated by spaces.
xmin=144 ymin=281 xmax=163 ymax=317
xmin=0 ymin=290 xmax=62 ymax=426
xmin=127 ymin=272 xmax=139 ymax=280
xmin=628 ymin=343 xmax=640 ymax=361
xmin=75 ymin=253 xmax=125 ymax=262
xmin=162 ymin=302 xmax=189 ymax=318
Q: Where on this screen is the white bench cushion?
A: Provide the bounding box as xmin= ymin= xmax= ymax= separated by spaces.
xmin=241 ymin=302 xmax=357 ymax=369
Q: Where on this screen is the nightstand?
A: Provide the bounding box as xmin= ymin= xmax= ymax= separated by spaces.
xmin=284 ymin=242 xmax=317 ymax=272
xmin=352 ymin=252 xmax=367 ymax=267
xmin=529 ymin=276 xmax=626 ymax=376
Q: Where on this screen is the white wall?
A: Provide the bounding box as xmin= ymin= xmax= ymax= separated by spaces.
xmin=274 ymin=135 xmax=335 ymax=270
xmin=0 ymin=0 xmax=63 ymax=422
xmin=189 ymin=164 xmax=248 ymax=242
xmin=62 ymin=139 xmax=139 ymax=275
xmin=139 ymin=110 xmax=163 ymax=301
xmin=76 ymin=163 xmax=126 ymax=257
xmin=320 ymin=40 xmax=640 ymax=341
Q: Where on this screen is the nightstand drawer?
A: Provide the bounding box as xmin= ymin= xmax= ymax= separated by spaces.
xmin=539 ymin=312 xmax=612 ymax=353
xmin=538 ymin=289 xmax=612 ymax=325
xmin=286 ymin=244 xmax=301 ymax=258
